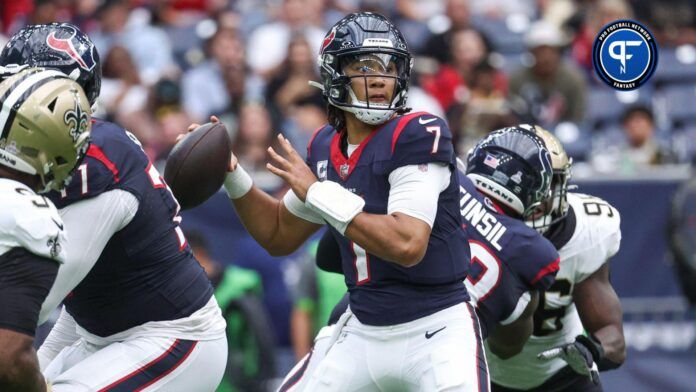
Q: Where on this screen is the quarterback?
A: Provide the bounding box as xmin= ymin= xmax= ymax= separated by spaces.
xmin=217 ymin=11 xmax=486 ymax=391
xmin=279 ymin=126 xmax=562 ymax=391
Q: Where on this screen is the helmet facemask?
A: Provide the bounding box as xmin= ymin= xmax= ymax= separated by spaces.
xmin=524 ymin=125 xmax=573 ymax=233
xmin=314 ymin=12 xmax=413 ymax=127
xmin=319 ymin=51 xmax=411 ymax=125
xmin=526 ymin=162 xmax=572 ymax=232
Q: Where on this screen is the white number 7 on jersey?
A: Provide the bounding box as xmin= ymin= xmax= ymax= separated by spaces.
xmin=426 ymin=126 xmax=441 ymax=154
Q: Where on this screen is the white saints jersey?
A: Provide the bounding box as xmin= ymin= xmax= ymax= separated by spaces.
xmin=487 ymin=193 xmax=622 ymax=389
xmin=0 ymin=178 xmax=67 ymax=263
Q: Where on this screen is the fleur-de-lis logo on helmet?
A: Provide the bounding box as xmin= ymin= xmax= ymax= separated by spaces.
xmin=63 ymin=89 xmax=89 ymax=142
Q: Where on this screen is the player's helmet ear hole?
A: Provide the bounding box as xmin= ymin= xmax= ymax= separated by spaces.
xmin=47 ymin=97 xmax=58 ymax=113
xmin=55 ymin=156 xmax=68 ymax=165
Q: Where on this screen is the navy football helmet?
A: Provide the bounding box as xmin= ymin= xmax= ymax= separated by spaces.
xmin=314 ymin=12 xmax=412 ymax=125
xmin=0 ymin=23 xmax=101 ymax=107
xmin=466 ymin=125 xmax=553 ymax=220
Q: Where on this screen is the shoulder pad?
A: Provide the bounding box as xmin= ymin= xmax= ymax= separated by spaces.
xmin=387 ymin=112 xmax=453 ymax=168
xmin=47 ymin=144 xmax=120 ymax=207
xmin=306 ymin=124 xmax=333 ymax=160
xmin=562 ymin=193 xmax=622 ymax=282
xmin=47 ymin=120 xmax=148 ymax=207
xmin=0 ymin=180 xmax=66 ymax=263
xmin=507 ymin=225 xmax=560 ymax=290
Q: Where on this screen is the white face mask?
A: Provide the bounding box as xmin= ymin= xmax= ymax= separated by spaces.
xmin=343 ymin=87 xmax=397 ymax=125
xmin=337 ymin=53 xmax=407 ymax=125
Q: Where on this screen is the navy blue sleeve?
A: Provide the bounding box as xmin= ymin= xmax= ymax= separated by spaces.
xmin=383 ymin=114 xmax=455 ymax=173
xmin=47 ymin=120 xmax=148 ymax=209
xmin=514 ymin=232 xmax=560 ymax=291
xmin=305 ymin=124 xmax=330 ymax=164
xmin=47 ymin=145 xmax=120 ymax=209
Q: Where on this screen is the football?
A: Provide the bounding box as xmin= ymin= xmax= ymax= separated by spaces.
xmin=164 ymin=122 xmax=231 ymax=210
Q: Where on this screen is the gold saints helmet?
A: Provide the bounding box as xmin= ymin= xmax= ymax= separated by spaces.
xmin=0 ymin=68 xmax=91 ymax=192
xmin=527 ymin=125 xmax=573 ymax=232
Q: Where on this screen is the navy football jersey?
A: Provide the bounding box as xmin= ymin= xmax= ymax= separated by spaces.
xmin=459 ymin=174 xmax=559 ymax=337
xmin=47 ymin=119 xmax=213 ymax=337
xmin=305 ymin=111 xmax=470 ymax=326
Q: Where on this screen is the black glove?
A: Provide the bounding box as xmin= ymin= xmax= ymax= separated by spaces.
xmin=538 ymin=334 xmax=603 ymax=384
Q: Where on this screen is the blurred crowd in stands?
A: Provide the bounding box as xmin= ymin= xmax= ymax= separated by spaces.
xmin=2 ymin=0 xmax=695 ymax=177
xmin=5 ymin=0 xmax=695 ymax=387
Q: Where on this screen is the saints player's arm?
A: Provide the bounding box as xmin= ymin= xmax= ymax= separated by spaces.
xmin=0 ymin=249 xmax=59 ymax=392
xmin=487 ymin=291 xmax=540 ymax=359
xmin=573 ymin=263 xmax=626 ymax=369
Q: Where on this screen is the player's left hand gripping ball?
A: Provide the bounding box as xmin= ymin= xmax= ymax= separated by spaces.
xmin=538 ymin=334 xmax=603 ymax=384
xmin=266 ymin=134 xmax=317 ymax=201
xmin=165 ymin=120 xmax=232 ymax=209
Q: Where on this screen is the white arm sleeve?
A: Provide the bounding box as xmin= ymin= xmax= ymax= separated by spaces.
xmin=283 ymin=189 xmax=325 ymax=225
xmin=387 ymin=163 xmax=451 ymax=228
xmin=38 ymin=189 xmax=139 ymax=324
xmin=37 ymin=307 xmax=79 ymax=371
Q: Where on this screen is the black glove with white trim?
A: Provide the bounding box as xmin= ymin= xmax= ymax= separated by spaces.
xmin=538 ymin=334 xmax=603 ymax=384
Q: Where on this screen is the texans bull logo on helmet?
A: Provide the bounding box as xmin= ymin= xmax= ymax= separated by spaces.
xmin=46 ymin=28 xmax=97 ymax=71
xmin=321 ymin=27 xmax=337 ymax=54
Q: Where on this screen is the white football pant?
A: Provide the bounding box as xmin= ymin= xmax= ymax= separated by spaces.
xmin=280 ymin=302 xmax=489 ymax=392
xmin=43 ymin=335 xmax=227 ymax=391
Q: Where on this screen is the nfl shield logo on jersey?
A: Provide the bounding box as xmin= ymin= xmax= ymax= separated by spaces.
xmin=340 ymin=163 xmax=350 ymax=178
xmin=317 ymin=160 xmax=328 ymax=181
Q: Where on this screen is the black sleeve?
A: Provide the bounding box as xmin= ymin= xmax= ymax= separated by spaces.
xmin=315 ymin=230 xmax=343 ymax=274
xmin=0 ymin=248 xmax=59 ymax=336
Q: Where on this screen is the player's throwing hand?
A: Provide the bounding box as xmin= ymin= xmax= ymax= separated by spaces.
xmin=266 ymin=134 xmax=317 ymax=201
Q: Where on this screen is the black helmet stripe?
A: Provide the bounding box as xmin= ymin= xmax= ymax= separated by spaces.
xmin=0 ymin=70 xmax=67 ymax=139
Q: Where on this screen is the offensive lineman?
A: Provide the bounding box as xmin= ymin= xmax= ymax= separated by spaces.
xmin=1 ymin=23 xmax=227 ymax=391
xmin=488 ymin=126 xmax=625 ymax=391
xmin=0 ymin=68 xmax=91 ymax=391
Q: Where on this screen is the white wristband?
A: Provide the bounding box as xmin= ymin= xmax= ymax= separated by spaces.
xmin=223 ymin=164 xmax=253 ymax=199
xmin=305 ymin=181 xmax=364 ymax=235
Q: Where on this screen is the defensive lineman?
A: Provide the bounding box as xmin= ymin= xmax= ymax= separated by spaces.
xmin=0 ymin=68 xmax=91 ymax=391
xmin=488 ymin=126 xmax=625 ymax=391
